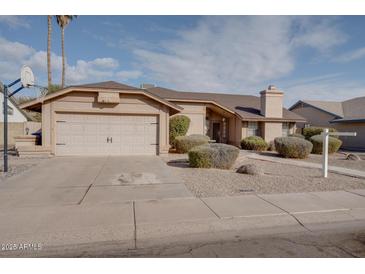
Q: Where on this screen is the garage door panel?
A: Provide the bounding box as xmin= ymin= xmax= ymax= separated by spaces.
xmin=56 ymin=113 xmax=158 ymax=156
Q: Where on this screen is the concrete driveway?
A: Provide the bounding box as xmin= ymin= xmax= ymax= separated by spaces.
xmin=3 ymin=155 xmax=365 ymax=257
xmin=0 ymin=156 xmax=193 ymax=209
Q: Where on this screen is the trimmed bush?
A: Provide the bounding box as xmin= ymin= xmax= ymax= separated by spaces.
xmin=288 ymin=133 xmax=305 ymax=139
xmin=274 ymin=137 xmax=313 ymax=159
xmin=310 ymin=134 xmax=342 ymax=154
xmin=188 ymin=143 xmax=239 ymax=169
xmin=240 ymin=136 xmax=268 ymax=151
xmin=169 ymin=115 xmax=190 ymax=145
xmin=175 ymin=134 xmax=210 ymax=153
xmin=303 ymin=127 xmax=337 ymax=140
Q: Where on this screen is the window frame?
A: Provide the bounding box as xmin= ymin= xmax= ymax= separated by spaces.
xmin=247 ymin=121 xmax=259 ymax=137
xmin=282 ymin=122 xmax=291 ymax=137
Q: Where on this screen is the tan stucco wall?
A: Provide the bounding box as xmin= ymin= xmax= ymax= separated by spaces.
xmin=159 ymin=105 xmax=170 ymax=154
xmin=291 ymin=105 xmax=336 ymax=128
xmin=41 ymin=91 xmax=171 ymax=155
xmin=226 ymin=116 xmax=243 ymax=147
xmin=261 ymin=122 xmax=283 ymax=142
xmin=42 ymin=101 xmax=52 ymax=148
xmin=0 ymin=122 xmax=24 ymax=145
xmin=332 ymin=123 xmax=365 ymax=150
xmin=174 ymin=102 xmax=206 ymax=136
xmin=1 ymin=121 xmax=41 ymax=146
xmin=241 ymin=121 xmax=248 ymax=140
xmin=260 ymin=92 xmax=283 ymax=118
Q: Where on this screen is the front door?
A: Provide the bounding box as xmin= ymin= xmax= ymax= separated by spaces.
xmin=212 ymin=122 xmax=221 ymax=143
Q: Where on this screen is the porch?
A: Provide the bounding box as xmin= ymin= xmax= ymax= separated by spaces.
xmin=205 ymin=104 xmax=234 ymax=144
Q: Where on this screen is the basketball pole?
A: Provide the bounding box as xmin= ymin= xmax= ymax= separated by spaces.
xmin=2 ymin=78 xmax=23 ymax=173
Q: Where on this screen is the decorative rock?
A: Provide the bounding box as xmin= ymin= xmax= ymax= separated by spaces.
xmin=346 ymin=153 xmax=362 ymax=161
xmin=236 ymin=164 xmax=263 ymax=175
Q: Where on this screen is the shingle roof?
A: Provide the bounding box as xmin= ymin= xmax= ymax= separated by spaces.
xmin=290 ymin=96 xmax=365 ymax=123
xmin=341 ymin=96 xmax=365 ymax=119
xmin=147 ymin=86 xmax=304 ymax=121
xmin=71 ymin=81 xmax=140 ymax=90
xmin=20 ymin=81 xmax=305 ymax=122
xmin=301 ymin=100 xmax=344 ymax=117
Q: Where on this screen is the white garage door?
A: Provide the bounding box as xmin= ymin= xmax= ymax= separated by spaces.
xmin=55 ymin=113 xmax=158 ymax=156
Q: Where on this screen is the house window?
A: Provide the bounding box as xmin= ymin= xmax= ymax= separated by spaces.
xmin=282 ymin=122 xmax=290 ymax=137
xmin=247 ymin=122 xmax=259 ymax=137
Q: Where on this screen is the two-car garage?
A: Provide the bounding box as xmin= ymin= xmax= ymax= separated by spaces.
xmin=55 ymin=113 xmax=159 ymax=156
xmin=20 ymin=81 xmax=182 ymax=156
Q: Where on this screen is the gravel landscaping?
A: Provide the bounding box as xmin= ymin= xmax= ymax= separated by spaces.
xmin=257 ymin=150 xmax=365 ymax=171
xmin=164 ymin=154 xmax=365 ymax=197
xmin=0 ymin=154 xmax=49 ymax=182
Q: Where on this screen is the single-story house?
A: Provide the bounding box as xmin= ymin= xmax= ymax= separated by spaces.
xmin=20 ymin=81 xmax=305 ymax=156
xmin=289 ymin=97 xmax=365 ymax=150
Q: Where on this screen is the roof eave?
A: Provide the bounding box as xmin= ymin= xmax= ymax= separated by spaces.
xmin=330 ymin=118 xmax=365 ymax=123
xmin=166 ymin=98 xmax=235 ymax=114
xmin=289 ymin=100 xmax=343 ymax=118
xmin=239 ymin=117 xmax=307 ymax=122
xmin=20 ymin=87 xmax=183 ymax=113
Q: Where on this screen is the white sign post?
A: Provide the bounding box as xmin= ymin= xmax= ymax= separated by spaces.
xmin=322 ymin=128 xmax=357 ymax=178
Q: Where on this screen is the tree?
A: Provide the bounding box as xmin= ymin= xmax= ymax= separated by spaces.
xmin=13 ymin=96 xmax=41 ymax=122
xmin=169 ymin=115 xmax=191 ymax=146
xmin=47 ymin=16 xmax=52 ymax=90
xmin=55 ymin=15 xmax=77 ymax=88
xmin=46 ymin=84 xmax=61 ymax=95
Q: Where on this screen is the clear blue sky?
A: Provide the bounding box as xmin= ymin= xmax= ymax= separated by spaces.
xmin=1 ymin=15 xmax=365 ymax=106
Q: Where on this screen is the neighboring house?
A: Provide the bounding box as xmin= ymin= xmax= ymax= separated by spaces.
xmin=289 ymin=97 xmax=365 ymax=150
xmin=1 ymin=90 xmax=35 ymax=145
xmin=20 ymin=81 xmax=305 ymax=156
xmin=0 ymin=90 xmax=31 ymax=122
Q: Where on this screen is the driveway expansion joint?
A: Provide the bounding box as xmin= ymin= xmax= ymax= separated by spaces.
xmin=199 ymin=198 xmax=221 ymax=219
xmin=78 ymin=184 xmax=93 ymax=205
xmin=133 ymin=201 xmax=137 ymax=249
xmin=78 ymin=156 xmax=109 ymax=205
xmin=255 ymin=194 xmax=313 ymax=232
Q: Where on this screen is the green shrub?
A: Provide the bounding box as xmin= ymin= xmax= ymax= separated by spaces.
xmin=169 ymin=115 xmax=190 ymax=145
xmin=240 ymin=136 xmax=268 ymax=151
xmin=310 ymin=134 xmax=342 ymax=154
xmin=274 ymin=137 xmax=313 ymax=159
xmin=188 ymin=143 xmax=239 ymax=169
xmin=288 ymin=133 xmax=305 ymax=139
xmin=175 ymin=134 xmax=210 ymax=153
xmin=303 ymin=127 xmax=337 ymax=140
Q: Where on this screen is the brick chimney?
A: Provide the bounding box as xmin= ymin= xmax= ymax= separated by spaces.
xmin=260 ymin=85 xmax=284 ymax=118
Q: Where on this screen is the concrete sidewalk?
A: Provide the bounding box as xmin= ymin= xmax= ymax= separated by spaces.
xmin=244 ymin=152 xmax=365 ymax=179
xmin=2 ymin=189 xmax=365 ymax=257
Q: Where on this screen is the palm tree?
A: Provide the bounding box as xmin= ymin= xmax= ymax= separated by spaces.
xmin=47 ymin=16 xmax=52 ymax=90
xmin=55 ymin=15 xmax=77 ymax=88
